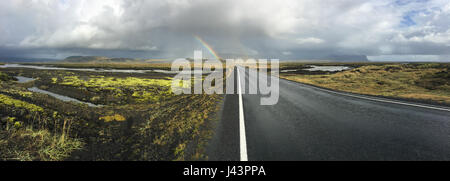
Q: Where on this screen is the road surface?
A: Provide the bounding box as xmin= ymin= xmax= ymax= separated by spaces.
xmin=207 ymin=67 xmax=450 ymax=161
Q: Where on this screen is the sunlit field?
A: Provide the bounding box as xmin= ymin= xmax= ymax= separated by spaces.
xmin=0 ymin=63 xmax=222 ymax=161
xmin=279 ymin=63 xmax=450 ymax=105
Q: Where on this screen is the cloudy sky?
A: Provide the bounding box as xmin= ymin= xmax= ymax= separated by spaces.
xmin=0 ymin=0 xmax=449 ymax=61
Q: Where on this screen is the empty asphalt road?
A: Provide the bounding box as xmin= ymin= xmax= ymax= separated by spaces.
xmin=207 ymin=67 xmax=450 ymax=161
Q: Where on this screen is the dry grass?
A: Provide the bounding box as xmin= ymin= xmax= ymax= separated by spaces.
xmin=0 ymin=129 xmax=83 ymax=161
xmin=280 ymin=63 xmax=450 ymax=105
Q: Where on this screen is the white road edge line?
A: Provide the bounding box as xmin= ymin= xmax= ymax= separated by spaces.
xmin=302 ymin=83 xmax=450 ymax=112
xmin=237 ymin=67 xmax=248 ymax=161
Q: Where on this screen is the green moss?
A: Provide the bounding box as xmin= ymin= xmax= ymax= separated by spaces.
xmin=0 ymin=94 xmax=43 ymax=112
xmin=7 ymin=117 xmax=16 ymax=123
xmin=90 ymin=96 xmax=101 ymax=102
xmin=0 ymin=72 xmax=14 ymax=82
xmin=132 ymin=89 xmax=172 ymax=102
xmin=13 ymin=121 xmax=22 ymax=129
xmin=58 ymin=76 xmax=173 ymax=88
xmin=1 ymin=89 xmax=33 ymax=98
xmin=55 ymin=75 xmax=178 ymax=103
xmin=99 ymin=114 xmax=126 ymax=122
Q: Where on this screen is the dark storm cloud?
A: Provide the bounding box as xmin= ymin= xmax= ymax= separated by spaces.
xmin=0 ymin=0 xmax=449 ymax=61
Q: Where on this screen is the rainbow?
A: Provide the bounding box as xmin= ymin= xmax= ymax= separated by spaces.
xmin=195 ymin=35 xmax=221 ymax=60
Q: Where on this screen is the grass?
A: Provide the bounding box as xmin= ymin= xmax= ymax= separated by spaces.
xmin=134 ymin=94 xmax=221 ymax=161
xmin=280 ymin=63 xmax=450 ymax=105
xmin=0 ymin=128 xmax=83 ymax=161
xmin=57 ymin=75 xmax=173 ymax=88
xmin=0 ymin=79 xmax=83 ymax=161
xmin=0 ymin=72 xmax=15 ymax=82
xmin=0 ymin=64 xmax=223 ymax=161
xmin=99 ymin=114 xmax=126 ymax=122
xmin=52 ymin=75 xmax=175 ymax=104
xmin=0 ymin=94 xmax=44 ymax=112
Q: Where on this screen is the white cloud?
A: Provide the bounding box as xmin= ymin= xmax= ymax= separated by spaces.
xmin=295 ymin=37 xmax=324 ymax=44
xmin=282 ymin=51 xmax=292 ymax=55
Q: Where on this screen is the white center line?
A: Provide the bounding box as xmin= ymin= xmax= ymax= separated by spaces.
xmin=236 ymin=67 xmax=248 ymax=161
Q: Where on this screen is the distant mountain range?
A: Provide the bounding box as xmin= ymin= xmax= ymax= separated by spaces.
xmin=62 ymin=56 xmax=139 ymax=63
xmin=322 ymin=55 xmax=369 ymax=62
xmin=0 ymin=54 xmax=369 ymax=63
xmin=281 ymin=55 xmax=369 ymax=62
xmin=216 ymin=53 xmax=369 ymax=62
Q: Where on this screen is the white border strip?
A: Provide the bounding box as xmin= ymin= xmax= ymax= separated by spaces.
xmin=237 ymin=67 xmax=248 ymax=161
